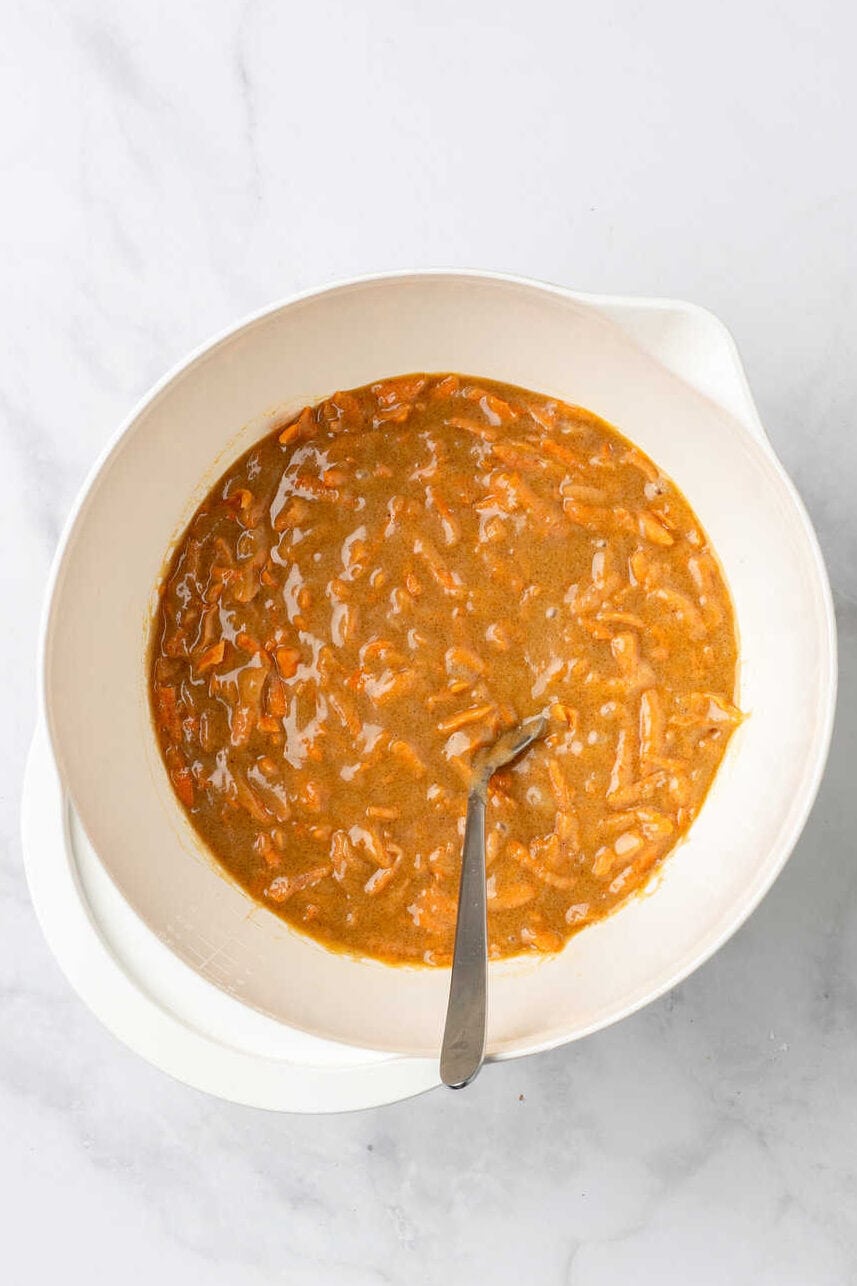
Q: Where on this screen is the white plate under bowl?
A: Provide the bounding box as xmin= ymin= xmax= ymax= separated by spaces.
xmin=22 ymin=720 xmax=438 ymax=1111
xmin=39 ymin=272 xmax=837 ymax=1060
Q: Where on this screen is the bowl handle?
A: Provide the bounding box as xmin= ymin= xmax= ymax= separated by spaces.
xmin=592 ymin=296 xmax=770 ymax=448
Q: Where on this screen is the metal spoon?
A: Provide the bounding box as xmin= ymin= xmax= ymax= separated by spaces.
xmin=440 ymin=714 xmax=548 ymax=1089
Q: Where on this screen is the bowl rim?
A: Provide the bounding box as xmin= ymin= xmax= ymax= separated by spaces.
xmin=37 ymin=268 xmax=839 ymax=1058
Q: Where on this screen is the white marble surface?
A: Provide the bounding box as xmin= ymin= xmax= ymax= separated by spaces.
xmin=2 ymin=1 xmax=856 ymax=1281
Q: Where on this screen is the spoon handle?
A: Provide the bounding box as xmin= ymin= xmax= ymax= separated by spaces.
xmin=440 ymin=790 xmax=487 ymax=1088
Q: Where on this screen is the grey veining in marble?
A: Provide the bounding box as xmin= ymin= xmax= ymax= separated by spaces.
xmin=2 ymin=1 xmax=855 ymax=1282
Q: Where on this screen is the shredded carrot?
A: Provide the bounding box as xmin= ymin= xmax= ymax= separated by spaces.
xmin=275 ymin=646 xmax=301 ymax=678
xmin=437 ymin=703 xmax=497 ymax=734
xmin=278 ymin=406 xmax=315 ymax=446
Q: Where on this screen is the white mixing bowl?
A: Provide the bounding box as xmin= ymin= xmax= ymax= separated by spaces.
xmin=41 ymin=271 xmax=837 ymax=1057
